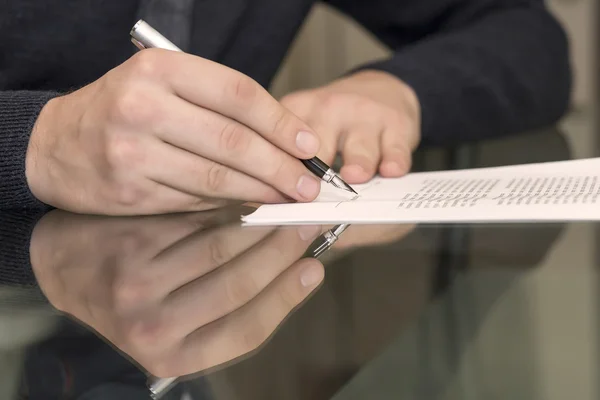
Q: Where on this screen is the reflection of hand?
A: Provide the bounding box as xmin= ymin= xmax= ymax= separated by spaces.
xmin=333 ymin=224 xmax=416 ymax=250
xmin=30 ymin=210 xmax=323 ymax=378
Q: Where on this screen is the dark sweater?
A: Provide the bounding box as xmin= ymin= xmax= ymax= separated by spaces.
xmin=0 ymin=0 xmax=571 ymax=210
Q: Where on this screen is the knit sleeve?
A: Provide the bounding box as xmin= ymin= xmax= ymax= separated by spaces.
xmin=325 ymin=0 xmax=571 ymax=146
xmin=0 ymin=90 xmax=59 ymax=209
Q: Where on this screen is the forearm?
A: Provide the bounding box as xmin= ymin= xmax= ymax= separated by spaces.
xmin=0 ymin=90 xmax=58 ymax=209
xmin=360 ymin=6 xmax=571 ymax=146
xmin=327 ymin=0 xmax=572 ymax=146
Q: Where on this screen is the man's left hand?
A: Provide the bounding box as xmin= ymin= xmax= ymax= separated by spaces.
xmin=281 ymin=70 xmax=421 ymax=184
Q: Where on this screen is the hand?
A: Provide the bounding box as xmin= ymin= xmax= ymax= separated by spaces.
xmin=26 ymin=49 xmax=324 ymax=215
xmin=30 ymin=209 xmax=324 ymax=378
xmin=281 ymin=70 xmax=421 ymax=184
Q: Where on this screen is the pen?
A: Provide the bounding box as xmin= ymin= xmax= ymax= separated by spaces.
xmin=310 ymin=224 xmax=350 ymax=258
xmin=130 ymin=20 xmax=358 ymax=195
xmin=144 ymin=224 xmax=349 ymax=399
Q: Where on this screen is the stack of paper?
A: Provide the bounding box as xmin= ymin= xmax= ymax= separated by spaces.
xmin=242 ymin=158 xmax=600 ymax=225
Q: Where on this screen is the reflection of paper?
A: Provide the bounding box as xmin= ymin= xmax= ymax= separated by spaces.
xmin=242 ymin=158 xmax=600 ymax=225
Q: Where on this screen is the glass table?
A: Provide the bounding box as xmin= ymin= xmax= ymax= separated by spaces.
xmin=0 ymin=127 xmax=598 ymax=400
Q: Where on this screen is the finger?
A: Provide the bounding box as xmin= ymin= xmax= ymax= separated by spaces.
xmin=289 ymin=111 xmax=340 ymax=166
xmin=106 ymin=212 xmax=218 ymax=265
xmin=280 ymin=95 xmax=332 ymax=160
xmin=149 ymin=258 xmax=324 ymax=378
xmin=116 ymin=225 xmax=275 ymax=310
xmin=89 ymin=176 xmax=232 ymax=216
xmin=126 ymin=225 xmax=321 ymax=352
xmin=115 ymin=182 xmax=237 ymax=216
xmin=378 ymin=127 xmax=413 ymax=177
xmin=144 ymin=137 xmax=288 ymax=204
xmin=310 ymin=120 xmax=340 ymax=166
xmin=150 ymin=94 xmax=321 ymax=202
xmin=140 ymin=50 xmax=322 ymax=159
xmin=339 ymin=126 xmax=382 ymax=184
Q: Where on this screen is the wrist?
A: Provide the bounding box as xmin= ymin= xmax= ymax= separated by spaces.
xmin=25 ymin=97 xmax=62 ymax=204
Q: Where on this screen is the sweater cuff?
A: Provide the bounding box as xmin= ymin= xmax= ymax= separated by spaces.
xmin=0 ymin=91 xmax=60 ymax=209
xmin=0 ymin=211 xmax=49 ymax=305
xmin=353 ymin=53 xmax=450 ymax=148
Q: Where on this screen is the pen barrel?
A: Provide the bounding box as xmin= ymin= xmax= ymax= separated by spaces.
xmin=130 ymin=20 xmax=182 ymax=51
xmin=302 ymin=158 xmax=330 ymax=180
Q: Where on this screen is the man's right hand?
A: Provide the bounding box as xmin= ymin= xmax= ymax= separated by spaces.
xmin=25 ymin=49 xmax=322 ymax=215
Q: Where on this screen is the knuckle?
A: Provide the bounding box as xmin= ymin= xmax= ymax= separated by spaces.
xmin=129 ymin=49 xmax=164 ymax=79
xmin=109 ymin=181 xmax=147 ymax=207
xmin=321 ymin=92 xmax=345 ymax=110
xmin=206 ymin=235 xmax=232 ymax=266
xmin=279 ymin=287 xmax=302 ymax=312
xmin=270 ymin=108 xmax=290 ymax=138
xmin=109 ymin=88 xmax=139 ymax=124
xmin=110 ymin=86 xmax=161 ymax=127
xmin=105 ymin=133 xmax=145 ymax=171
xmin=224 ymin=274 xmax=259 ymax=307
xmin=354 ymin=97 xmax=377 ymax=115
xmin=229 ymin=74 xmax=258 ymax=107
xmin=219 ymin=122 xmax=250 ymax=154
xmin=205 ymin=162 xmax=230 ymax=194
xmin=266 ymin=154 xmax=287 ymax=183
xmin=120 ymin=315 xmax=169 ymax=352
xmin=383 ymin=106 xmax=405 ymax=127
xmin=113 ymin=279 xmax=151 ymax=312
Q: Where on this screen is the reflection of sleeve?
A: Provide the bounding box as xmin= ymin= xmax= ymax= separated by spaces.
xmin=0 ymin=91 xmax=59 ymax=208
xmin=324 ymin=0 xmax=571 ymax=146
xmin=0 ymin=211 xmax=47 ymax=289
xmin=25 ymin=322 xmax=150 ymax=400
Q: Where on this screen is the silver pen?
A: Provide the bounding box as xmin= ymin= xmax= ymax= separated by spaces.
xmin=130 ymin=20 xmax=352 ymax=398
xmin=129 ymin=20 xmax=357 ymax=195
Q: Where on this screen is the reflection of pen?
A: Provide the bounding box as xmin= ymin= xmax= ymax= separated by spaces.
xmin=148 ymin=377 xmax=177 ymax=399
xmin=129 ymin=19 xmax=357 ymax=195
xmin=311 ymin=224 xmax=351 ymax=258
xmin=145 ymin=224 xmax=349 ymax=399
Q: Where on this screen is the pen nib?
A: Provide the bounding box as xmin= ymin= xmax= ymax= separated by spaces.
xmin=331 ymin=175 xmax=358 ymax=195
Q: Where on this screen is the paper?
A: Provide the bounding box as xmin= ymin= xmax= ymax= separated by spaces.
xmin=242 ymin=158 xmax=600 ymax=225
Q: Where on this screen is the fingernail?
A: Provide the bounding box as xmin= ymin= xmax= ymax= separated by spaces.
xmin=296 ymin=131 xmax=320 ymax=155
xmin=296 ymin=175 xmax=320 ymax=200
xmin=298 ymin=225 xmax=321 ymax=241
xmin=301 ymin=264 xmax=324 ymax=287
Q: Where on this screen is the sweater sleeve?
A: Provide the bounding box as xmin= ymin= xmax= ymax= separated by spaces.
xmin=0 ymin=90 xmax=59 ymax=209
xmin=324 ymin=0 xmax=572 ymax=146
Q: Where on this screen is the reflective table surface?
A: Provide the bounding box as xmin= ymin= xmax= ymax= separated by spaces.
xmin=1 ymin=127 xmax=599 ymax=400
